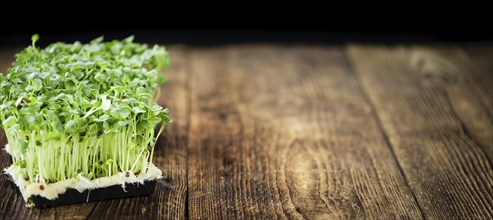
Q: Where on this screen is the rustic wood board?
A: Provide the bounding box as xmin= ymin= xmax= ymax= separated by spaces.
xmin=347 ymin=44 xmax=493 ymax=219
xmin=0 ymin=44 xmax=491 ymax=219
xmin=186 ymin=46 xmax=422 ymax=219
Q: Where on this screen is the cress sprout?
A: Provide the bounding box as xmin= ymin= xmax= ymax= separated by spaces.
xmin=0 ymin=35 xmax=171 ymax=184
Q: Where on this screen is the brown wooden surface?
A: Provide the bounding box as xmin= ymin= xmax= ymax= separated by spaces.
xmin=0 ymin=44 xmax=492 ymax=219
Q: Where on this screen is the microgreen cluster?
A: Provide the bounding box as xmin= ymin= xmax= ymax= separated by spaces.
xmin=0 ymin=35 xmax=171 ymax=183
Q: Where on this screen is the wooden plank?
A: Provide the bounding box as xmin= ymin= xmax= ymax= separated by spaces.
xmin=463 ymin=45 xmax=493 ymax=118
xmin=347 ymin=44 xmax=493 ymax=219
xmin=0 ymin=46 xmax=189 ymax=219
xmin=187 ymin=45 xmax=423 ymax=219
xmin=409 ymin=45 xmax=493 ymax=160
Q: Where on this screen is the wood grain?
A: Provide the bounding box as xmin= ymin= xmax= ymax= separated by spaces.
xmin=409 ymin=45 xmax=493 ymax=160
xmin=187 ymin=45 xmax=422 ymax=219
xmin=0 ymin=45 xmax=189 ymax=219
xmin=347 ymin=44 xmax=493 ymax=219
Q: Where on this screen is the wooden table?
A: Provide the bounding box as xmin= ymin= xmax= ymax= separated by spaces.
xmin=0 ymin=44 xmax=492 ymax=219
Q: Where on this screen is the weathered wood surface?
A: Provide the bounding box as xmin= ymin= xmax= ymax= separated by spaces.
xmin=0 ymin=44 xmax=491 ymax=219
xmin=347 ymin=45 xmax=493 ymax=219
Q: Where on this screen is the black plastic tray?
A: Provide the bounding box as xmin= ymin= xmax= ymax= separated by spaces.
xmin=6 ymin=175 xmax=156 ymax=208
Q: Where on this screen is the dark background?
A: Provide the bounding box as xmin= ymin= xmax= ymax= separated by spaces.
xmin=1 ymin=8 xmax=491 ymax=46
xmin=1 ymin=29 xmax=492 ymax=47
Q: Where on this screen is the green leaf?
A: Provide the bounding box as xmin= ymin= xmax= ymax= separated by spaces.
xmin=132 ymin=107 xmax=146 ymax=114
xmin=31 ymin=34 xmax=39 ymax=47
xmin=101 ymin=96 xmax=111 ymax=111
xmin=0 ymin=101 xmax=13 ymax=111
xmin=94 ymin=114 xmax=111 ymax=122
xmin=91 ymin=36 xmax=104 ymax=44
xmin=2 ymin=116 xmax=17 ymax=127
xmin=94 ymin=73 xmax=106 ymax=82
xmin=110 ymin=108 xmax=130 ymax=119
xmin=65 ymin=120 xmax=77 ymax=133
xmin=15 ymin=97 xmax=23 ymax=106
xmin=147 ymin=116 xmax=161 ymax=125
xmin=111 ymin=120 xmax=131 ymax=132
xmin=123 ymin=35 xmax=135 ymax=43
xmin=32 ymin=78 xmax=43 ymax=91
xmin=160 ymin=113 xmax=172 ymax=124
xmin=137 ymin=119 xmax=152 ymax=131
